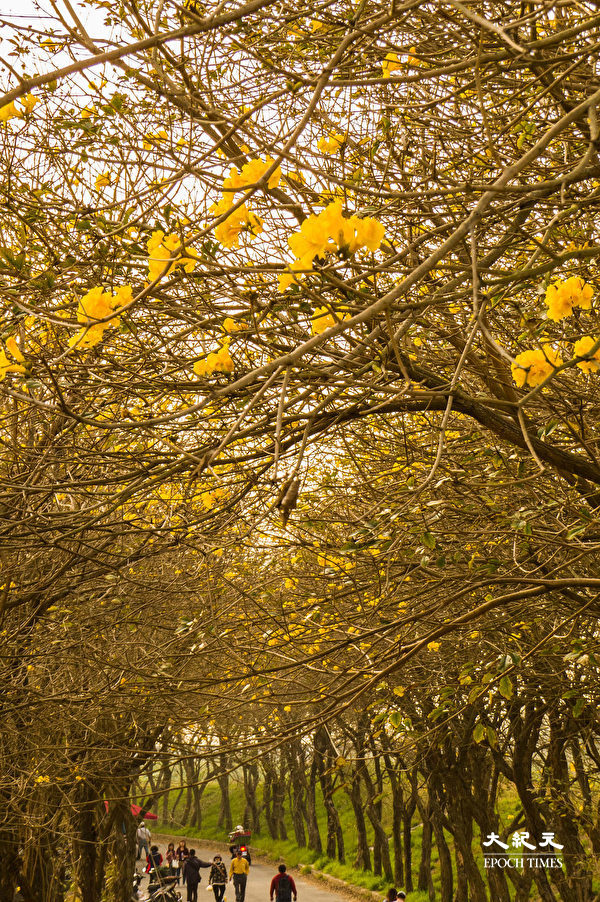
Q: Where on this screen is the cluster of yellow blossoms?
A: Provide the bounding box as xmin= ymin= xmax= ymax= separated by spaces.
xmin=0 ymin=94 xmax=38 ymax=122
xmin=193 ymin=340 xmax=234 ymax=377
xmin=512 ymin=277 xmax=596 ymax=387
xmin=212 ymin=203 xmax=263 ymax=249
xmin=317 ymin=133 xmax=345 ymax=155
xmin=200 ymin=486 xmax=228 ymax=510
xmin=311 ymin=307 xmax=336 ymax=335
xmin=573 ymin=335 xmax=600 ymax=373
xmin=223 ymin=317 xmax=247 ymax=333
xmin=279 ymin=201 xmax=385 ymax=292
xmin=512 ymin=337 xmax=600 ymax=387
xmin=311 ymin=307 xmax=349 ymax=336
xmin=147 ymin=230 xmax=197 ymax=281
xmin=381 ymin=52 xmax=401 ymax=77
xmin=143 ymin=129 xmax=168 ymax=150
xmin=95 ymin=172 xmax=112 ymax=190
xmin=545 ymin=276 xmax=593 ymax=321
xmin=511 ymin=346 xmax=562 ymax=388
xmin=223 ymin=157 xmax=281 ymax=192
xmin=69 ymin=286 xmax=131 ymax=349
xmin=211 ymin=157 xmax=281 ymax=249
xmin=0 ymin=336 xmax=26 ymax=381
xmin=381 ymin=50 xmax=419 ymax=77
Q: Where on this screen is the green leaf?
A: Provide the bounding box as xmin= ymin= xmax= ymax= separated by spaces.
xmin=422 ymin=531 xmax=436 ymax=550
xmin=486 ymin=726 xmax=497 ymax=748
xmin=498 ymin=675 xmax=513 ymax=700
xmin=473 ymin=722 xmax=485 ymax=743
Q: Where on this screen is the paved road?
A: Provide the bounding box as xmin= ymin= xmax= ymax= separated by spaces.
xmin=139 ymin=837 xmax=355 ymax=902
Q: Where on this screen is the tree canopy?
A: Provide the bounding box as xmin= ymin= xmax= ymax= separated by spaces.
xmin=2 ymin=1 xmax=600 ymax=900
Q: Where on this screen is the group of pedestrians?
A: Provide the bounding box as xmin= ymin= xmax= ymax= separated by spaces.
xmin=164 ymin=846 xmax=253 ymax=902
xmin=136 ymin=824 xmax=406 ymax=902
xmin=135 ymin=826 xmax=298 ymax=902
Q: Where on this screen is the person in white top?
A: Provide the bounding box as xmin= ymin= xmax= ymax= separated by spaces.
xmin=136 ymin=821 xmax=151 ymax=860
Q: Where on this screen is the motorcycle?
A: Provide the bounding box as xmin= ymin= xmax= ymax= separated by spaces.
xmin=132 ymin=872 xmax=143 ymax=900
xmin=228 ymin=828 xmax=252 ymax=867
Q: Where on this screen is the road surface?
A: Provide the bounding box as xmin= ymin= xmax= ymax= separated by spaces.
xmin=139 ymin=838 xmax=360 ymax=902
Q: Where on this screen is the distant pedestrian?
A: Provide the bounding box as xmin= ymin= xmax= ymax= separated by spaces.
xmin=176 ymin=840 xmax=190 ymax=884
xmin=270 ymin=864 xmax=297 ymax=902
xmin=136 ymin=822 xmax=151 ymax=860
xmin=208 ymin=854 xmax=228 ymax=902
xmin=166 ymin=842 xmax=177 ymax=876
xmin=229 ymin=850 xmax=250 ymax=902
xmin=183 ymin=849 xmax=211 ymax=902
xmin=146 ymin=845 xmax=163 ymax=877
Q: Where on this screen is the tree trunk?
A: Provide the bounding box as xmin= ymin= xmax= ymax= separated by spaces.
xmin=243 ymin=763 xmax=261 ymax=834
xmin=347 ymin=770 xmax=371 ymax=871
xmin=161 ymin=762 xmax=172 ymax=824
xmin=403 ymin=771 xmax=417 ymax=893
xmin=361 ymin=753 xmax=392 ymax=882
xmin=285 ymin=742 xmax=307 ymax=848
xmin=71 ymin=795 xmax=101 ymax=902
xmin=107 ymin=799 xmax=136 ymax=902
xmin=381 ymin=746 xmax=405 ymax=886
xmin=181 ymin=759 xmax=195 ymax=827
xmin=272 ymin=771 xmax=288 ymax=841
xmin=263 ymin=764 xmax=277 ymax=838
xmin=417 ymin=812 xmax=435 ymax=901
xmin=216 ymin=754 xmax=232 ymax=831
xmin=314 ymin=727 xmax=344 ymax=862
xmin=430 ymin=805 xmax=452 ymax=902
xmin=454 ymin=844 xmax=468 ymax=902
xmin=306 ymin=756 xmax=322 ymax=854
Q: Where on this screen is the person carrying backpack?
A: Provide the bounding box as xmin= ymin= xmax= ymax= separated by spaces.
xmin=269 ymin=864 xmax=297 ymax=902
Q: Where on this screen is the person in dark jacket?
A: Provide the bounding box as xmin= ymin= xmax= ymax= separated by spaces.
xmin=208 ymin=854 xmax=228 ymax=902
xmin=145 ymin=845 xmax=163 ymax=877
xmin=183 ymin=849 xmax=211 ymax=902
xmin=176 ymin=840 xmax=189 ymax=884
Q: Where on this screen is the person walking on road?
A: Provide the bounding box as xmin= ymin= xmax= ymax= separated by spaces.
xmin=229 ymin=849 xmax=250 ymax=902
xmin=183 ymin=849 xmax=211 ymax=902
xmin=136 ymin=822 xmax=151 ymax=860
xmin=166 ymin=842 xmax=178 ymax=876
xmin=270 ymin=864 xmax=297 ymax=902
xmin=145 ymin=845 xmax=163 ymax=878
xmin=208 ymin=854 xmax=228 ymax=902
xmin=176 ymin=839 xmax=189 ymax=884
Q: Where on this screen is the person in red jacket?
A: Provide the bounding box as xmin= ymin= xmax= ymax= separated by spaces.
xmin=269 ymin=865 xmax=297 ymax=902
